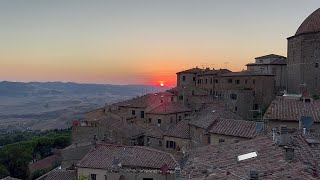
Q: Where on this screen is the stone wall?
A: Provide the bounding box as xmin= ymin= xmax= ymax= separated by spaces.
xmin=287 ymin=32 xmax=320 ymax=95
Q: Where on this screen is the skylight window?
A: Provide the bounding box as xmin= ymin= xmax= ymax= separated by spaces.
xmin=237 ymin=151 xmax=257 ymax=161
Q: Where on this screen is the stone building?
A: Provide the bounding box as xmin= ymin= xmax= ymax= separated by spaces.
xmin=263 ymin=96 xmax=320 ymax=131
xmin=163 ymin=120 xmax=191 ymax=154
xmin=208 ymin=118 xmax=257 ymax=145
xmin=246 ymin=54 xmax=287 ymax=92
xmin=77 ymin=144 xmax=178 ymax=180
xmin=188 ymin=103 xmax=243 ymax=147
xmin=215 ymin=70 xmax=276 ymax=118
xmin=145 ymin=102 xmax=191 ymax=130
xmin=287 ymin=8 xmax=320 ymax=95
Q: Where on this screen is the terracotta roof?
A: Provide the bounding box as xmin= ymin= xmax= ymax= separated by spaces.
xmin=264 ymin=96 xmax=320 ymax=122
xmin=1 ymin=177 xmax=21 ymax=180
xmin=29 ymin=155 xmax=61 ymax=173
xmin=147 ymin=102 xmax=191 ymax=115
xmin=201 ymin=69 xmax=231 ymax=75
xmin=209 ymin=118 xmax=257 ymax=138
xmin=142 ymin=124 xmax=165 ymax=139
xmin=189 ymin=103 xmax=243 ymax=129
xmin=219 ymin=70 xmax=274 ymax=77
xmin=182 ymin=136 xmax=316 ymax=180
xmin=104 ymin=117 xmax=146 ymax=137
xmin=45 ymin=170 xmax=77 ymax=180
xmin=177 ymin=68 xmax=203 ymax=74
xmin=255 ymin=54 xmax=286 ymax=59
xmin=115 ymin=92 xmax=169 ymax=108
xmin=296 ymin=8 xmax=320 ymax=35
xmin=290 ymin=133 xmax=320 ymax=166
xmin=164 ymin=120 xmax=190 ymax=139
xmin=78 ymin=144 xmax=177 ymax=170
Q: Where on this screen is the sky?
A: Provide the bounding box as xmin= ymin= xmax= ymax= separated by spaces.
xmin=0 ymin=0 xmax=319 ymax=86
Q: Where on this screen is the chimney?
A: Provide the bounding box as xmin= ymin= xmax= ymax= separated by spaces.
xmin=249 ymin=170 xmax=258 ymax=180
xmin=284 ymin=146 xmax=294 ymax=161
xmin=303 ymin=128 xmax=307 ymax=135
xmin=175 ymin=165 xmax=181 ymax=180
xmin=279 ymin=125 xmax=288 ymax=146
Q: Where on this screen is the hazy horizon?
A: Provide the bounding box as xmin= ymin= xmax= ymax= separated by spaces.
xmin=1 ymin=0 xmax=319 ymax=86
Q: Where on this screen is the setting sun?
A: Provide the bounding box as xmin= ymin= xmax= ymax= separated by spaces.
xmin=159 ymin=81 xmax=164 ymax=87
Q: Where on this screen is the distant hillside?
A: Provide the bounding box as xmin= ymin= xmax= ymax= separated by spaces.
xmin=0 ymin=81 xmax=172 ymax=131
xmin=0 ymin=81 xmax=171 ymax=97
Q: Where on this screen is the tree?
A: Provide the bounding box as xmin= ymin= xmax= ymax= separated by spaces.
xmin=0 ymin=164 xmax=9 ymax=178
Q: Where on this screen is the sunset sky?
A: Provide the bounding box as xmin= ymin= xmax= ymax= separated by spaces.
xmin=0 ymin=0 xmax=319 ymax=86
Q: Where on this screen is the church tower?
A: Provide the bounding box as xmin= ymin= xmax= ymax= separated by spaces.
xmin=287 ymin=8 xmax=320 ymax=95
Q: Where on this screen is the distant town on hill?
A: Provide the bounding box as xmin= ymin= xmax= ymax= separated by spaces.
xmin=0 ymin=81 xmax=171 ymax=131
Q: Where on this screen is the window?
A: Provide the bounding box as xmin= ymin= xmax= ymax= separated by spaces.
xmin=140 ymin=111 xmax=145 ymax=118
xmin=179 ymin=95 xmax=184 ymax=100
xmin=105 ymin=175 xmax=108 ymax=180
xmin=219 ymin=139 xmax=225 ymax=143
xmin=215 ymin=79 xmax=219 ymax=83
xmin=170 ymin=117 xmax=173 ymax=123
xmin=90 ymin=174 xmax=97 ymax=180
xmin=178 ymin=116 xmax=182 ymax=121
xmin=148 ymin=118 xmax=151 ymax=123
xmin=245 ymin=79 xmax=248 ymax=84
xmin=171 ymin=97 xmax=174 ymax=101
xmin=210 ymin=89 xmax=213 ymax=95
xmin=207 ymin=136 xmax=211 ymax=144
xmin=259 ymin=59 xmax=263 ymax=63
xmin=182 ymin=76 xmax=186 ymax=81
xmin=253 ymin=79 xmax=256 ymax=84
xmin=166 ymin=141 xmax=176 ymax=149
xmin=316 ymin=63 xmax=319 ymax=68
xmin=143 ymin=178 xmax=153 ymax=180
xmin=228 ymin=79 xmax=233 ymax=83
xmin=192 ymin=91 xmax=195 ymax=95
xmin=132 ymin=110 xmax=135 ymax=115
xmin=159 ymin=141 xmax=162 ymax=146
xmin=235 ymin=106 xmax=238 ymax=112
xmin=235 ymin=79 xmax=240 ymax=84
xmin=198 ymin=79 xmax=201 ymax=84
xmin=254 ymin=104 xmax=258 ymax=110
xmin=210 ymin=78 xmax=213 ymax=84
xmin=160 ymin=100 xmax=163 ymax=103
xmin=158 ymin=119 xmax=162 ymax=124
xmin=230 ymin=94 xmax=237 ymax=100
xmin=93 ymin=135 xmax=97 ymax=141
xmin=193 ymin=77 xmax=196 ymax=81
xmin=205 ymin=79 xmax=208 ymax=84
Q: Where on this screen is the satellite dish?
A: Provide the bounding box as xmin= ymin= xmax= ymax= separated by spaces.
xmin=301 ymin=116 xmax=314 ymax=129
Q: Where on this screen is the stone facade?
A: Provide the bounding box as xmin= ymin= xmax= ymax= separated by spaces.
xmin=287 ymin=32 xmax=320 ymax=95
xmin=287 ymin=8 xmax=320 ymax=95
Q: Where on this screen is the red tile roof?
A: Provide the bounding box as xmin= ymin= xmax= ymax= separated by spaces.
xmin=296 ymin=8 xmax=320 ymax=36
xmin=142 ymin=124 xmax=165 ymax=139
xmin=78 ymin=144 xmax=177 ymax=170
xmin=189 ymin=103 xmax=243 ymax=129
xmin=177 ymin=68 xmax=203 ymax=74
xmin=99 ymin=117 xmax=146 ymax=137
xmin=264 ymin=96 xmax=320 ymax=122
xmin=209 ymin=118 xmax=257 ymax=138
xmin=164 ymin=120 xmax=190 ymax=139
xmin=182 ymin=136 xmax=316 ymax=179
xmin=115 ymin=92 xmax=170 ymax=108
xmin=45 ymin=170 xmax=77 ymax=180
xmin=219 ymin=70 xmax=274 ymax=77
xmin=147 ymin=102 xmax=191 ymax=115
xmin=1 ymin=177 xmax=21 ymax=180
xmin=255 ymin=54 xmax=286 ymax=59
xmin=29 ymin=155 xmax=61 ymax=173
